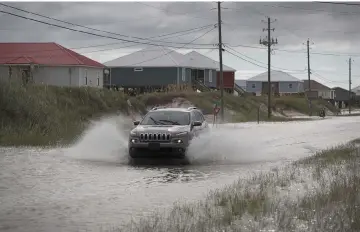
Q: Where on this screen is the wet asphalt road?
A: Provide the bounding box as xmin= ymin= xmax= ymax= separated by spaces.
xmin=1 ymin=116 xmax=360 ymax=232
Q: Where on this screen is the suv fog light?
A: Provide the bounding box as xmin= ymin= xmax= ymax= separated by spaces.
xmin=131 ymin=139 xmax=137 ymax=143
xmin=176 ymin=139 xmax=183 ymax=143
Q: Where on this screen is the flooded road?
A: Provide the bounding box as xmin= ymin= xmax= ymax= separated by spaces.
xmin=1 ymin=115 xmax=360 ymax=232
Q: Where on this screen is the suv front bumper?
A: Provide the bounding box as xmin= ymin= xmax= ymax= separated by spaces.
xmin=128 ymin=136 xmax=190 ymax=158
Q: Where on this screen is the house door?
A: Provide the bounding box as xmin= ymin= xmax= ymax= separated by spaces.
xmin=261 ymin=82 xmax=279 ymax=95
xmin=21 ymin=67 xmax=32 ymax=85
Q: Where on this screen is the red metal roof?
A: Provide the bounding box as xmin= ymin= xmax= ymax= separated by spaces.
xmin=0 ymin=42 xmax=105 ymax=68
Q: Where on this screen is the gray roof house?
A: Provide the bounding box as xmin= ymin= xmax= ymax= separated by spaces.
xmin=246 ymin=70 xmax=304 ymax=96
xmin=103 ymin=48 xmax=217 ymax=89
xmin=184 ymin=51 xmax=236 ymax=72
xmin=185 ymin=51 xmax=237 ymax=91
xmin=352 ymin=85 xmax=360 ymax=96
xmin=235 ymin=79 xmax=246 ymax=90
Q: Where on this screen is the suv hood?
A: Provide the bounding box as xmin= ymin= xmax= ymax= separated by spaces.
xmin=133 ymin=125 xmax=189 ymax=133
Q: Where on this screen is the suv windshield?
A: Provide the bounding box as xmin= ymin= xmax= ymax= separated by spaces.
xmin=141 ymin=111 xmax=190 ymax=125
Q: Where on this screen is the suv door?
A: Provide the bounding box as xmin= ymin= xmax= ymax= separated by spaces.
xmin=197 ymin=111 xmax=209 ymax=132
xmin=193 ymin=110 xmax=207 ymax=134
xmin=190 ymin=111 xmax=200 ymax=137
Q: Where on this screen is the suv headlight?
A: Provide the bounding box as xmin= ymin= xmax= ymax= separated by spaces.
xmin=130 ymin=130 xmax=137 ymax=136
xmin=175 ymin=131 xmax=188 ymax=136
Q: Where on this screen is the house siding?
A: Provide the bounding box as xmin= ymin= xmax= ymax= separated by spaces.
xmin=34 ymin=66 xmax=80 ymax=87
xmin=333 ymin=88 xmax=355 ymax=102
xmin=78 ymin=67 xmax=104 ymax=88
xmin=318 ymin=90 xmax=333 ymax=99
xmin=278 ymin=81 xmax=304 ymax=93
xmin=246 ymin=81 xmax=303 ymax=95
xmin=109 ymin=67 xmax=191 ymax=87
xmin=217 ymin=71 xmax=235 ymax=89
xmin=246 ymin=81 xmax=262 ymax=95
xmin=0 ymin=65 xmax=104 ymax=88
xmin=204 ymin=69 xmax=217 ymax=88
xmin=0 ymin=66 xmax=9 ymax=82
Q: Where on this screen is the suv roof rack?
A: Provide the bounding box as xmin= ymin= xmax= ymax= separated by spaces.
xmin=187 ymin=106 xmax=197 ymax=110
xmin=151 ymin=105 xmax=166 ymax=110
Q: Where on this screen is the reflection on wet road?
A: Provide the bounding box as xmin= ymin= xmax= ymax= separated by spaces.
xmin=1 ymin=116 xmax=360 ymax=232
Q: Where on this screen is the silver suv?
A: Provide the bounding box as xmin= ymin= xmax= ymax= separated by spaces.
xmin=128 ymin=107 xmax=209 ymax=159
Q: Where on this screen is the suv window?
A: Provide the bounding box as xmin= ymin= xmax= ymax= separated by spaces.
xmin=141 ymin=111 xmax=190 ymax=125
xmin=193 ymin=111 xmax=204 ymax=122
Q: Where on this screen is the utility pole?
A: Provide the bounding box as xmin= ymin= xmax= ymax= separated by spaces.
xmin=260 ymin=17 xmax=277 ymax=119
xmin=349 ymin=57 xmax=352 ymax=114
xmin=307 ymin=38 xmax=312 ymax=116
xmin=217 ymin=1 xmax=224 ymax=122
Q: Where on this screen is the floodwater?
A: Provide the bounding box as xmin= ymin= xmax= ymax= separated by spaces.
xmin=1 ymin=115 xmax=360 ymax=232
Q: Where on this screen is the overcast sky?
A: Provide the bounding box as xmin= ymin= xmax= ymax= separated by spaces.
xmin=0 ymin=1 xmax=359 ymax=89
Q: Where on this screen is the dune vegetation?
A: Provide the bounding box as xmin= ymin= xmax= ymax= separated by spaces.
xmin=117 ymin=139 xmax=360 ymax=232
xmin=0 ymin=81 xmax=339 ymax=146
xmin=0 ymin=81 xmax=145 ymax=146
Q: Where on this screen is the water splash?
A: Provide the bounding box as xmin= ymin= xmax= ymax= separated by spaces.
xmin=58 ymin=115 xmax=360 ymax=166
xmin=61 ymin=115 xmax=132 ymax=164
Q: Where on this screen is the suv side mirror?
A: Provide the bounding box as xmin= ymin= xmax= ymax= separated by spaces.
xmin=192 ymin=121 xmax=202 ymax=127
xmin=133 ymin=121 xmax=140 ymax=126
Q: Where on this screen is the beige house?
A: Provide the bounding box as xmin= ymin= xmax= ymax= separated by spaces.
xmin=0 ymin=42 xmax=105 ymax=87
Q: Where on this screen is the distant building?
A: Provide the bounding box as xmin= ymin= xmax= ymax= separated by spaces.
xmin=246 ymin=70 xmax=304 ymax=96
xmin=303 ymin=80 xmax=335 ymax=100
xmin=103 ymin=48 xmax=217 ymax=91
xmin=352 ymin=85 xmax=360 ymax=95
xmin=235 ymin=79 xmax=246 ymax=91
xmin=183 ymin=51 xmax=236 ymax=93
xmin=0 ymin=42 xmax=105 ymax=87
xmin=332 ymin=87 xmax=356 ymax=108
xmin=352 ymin=85 xmax=360 ymax=103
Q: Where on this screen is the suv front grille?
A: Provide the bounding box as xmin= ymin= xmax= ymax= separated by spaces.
xmin=140 ymin=133 xmax=171 ymax=142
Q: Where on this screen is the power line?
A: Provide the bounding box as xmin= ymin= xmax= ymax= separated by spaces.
xmin=210 ymin=47 xmax=357 ymax=87
xmin=0 ymin=3 xmax=215 ymax=46
xmin=227 ymin=43 xmax=360 ymax=57
xmin=312 ymin=72 xmax=347 ymax=84
xmin=225 ymin=49 xmax=305 ymax=74
xmin=4 ymin=3 xmax=360 ymax=58
xmin=0 ymin=24 xmax=216 ymax=59
xmin=224 ymin=45 xmax=306 ymax=72
xmin=316 ymin=2 xmax=360 ymax=7
xmin=126 ymin=26 xmax=216 ymax=66
xmin=135 ymin=2 xmax=216 ymax=22
xmin=223 ymin=3 xmax=360 ymax=35
xmin=0 ymin=9 xmax=216 ymax=49
xmin=262 ymin=3 xmax=360 ymax=16
xmin=225 ymin=49 xmax=268 ymax=69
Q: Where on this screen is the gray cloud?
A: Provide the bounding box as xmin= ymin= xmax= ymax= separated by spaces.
xmin=1 ymin=1 xmax=359 ymax=51
xmin=1 ymin=1 xmax=360 ymax=89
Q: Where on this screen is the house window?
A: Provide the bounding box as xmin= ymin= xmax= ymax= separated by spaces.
xmin=252 ymin=83 xmax=256 ymax=88
xmin=182 ymin=68 xmax=185 ymax=81
xmin=289 ymin=83 xmax=293 ymax=88
xmin=134 ymin=67 xmax=143 ymax=72
xmin=84 ymin=69 xmax=88 ymax=85
xmin=209 ymin=70 xmax=212 ymax=82
xmin=97 ymin=72 xmax=100 ymax=86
